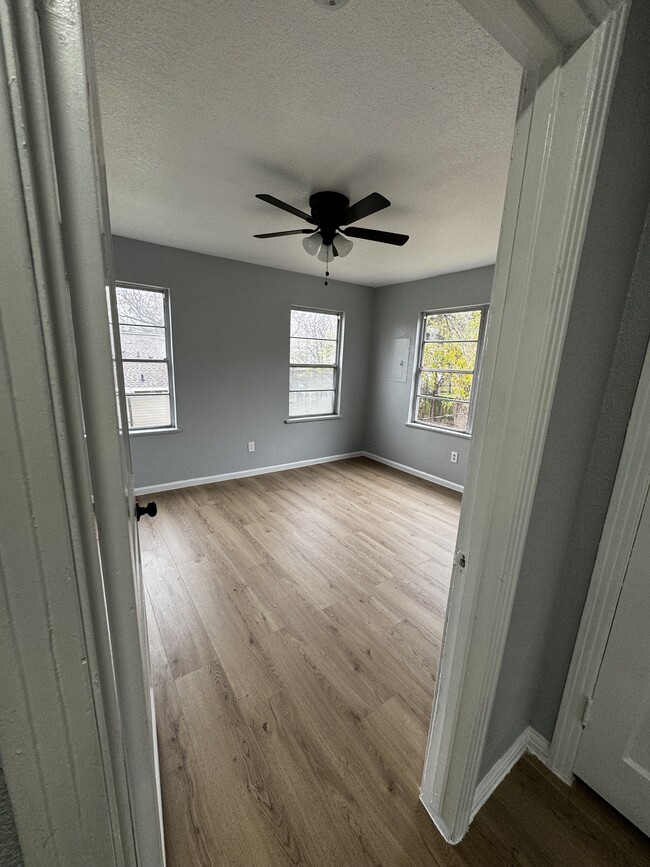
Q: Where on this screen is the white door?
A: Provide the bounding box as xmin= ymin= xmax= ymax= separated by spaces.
xmin=574 ymin=480 xmax=650 ymax=836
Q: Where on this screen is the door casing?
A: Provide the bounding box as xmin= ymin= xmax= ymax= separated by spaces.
xmin=421 ymin=0 xmax=630 ymax=843
xmin=0 ymin=1 xmax=165 ymax=864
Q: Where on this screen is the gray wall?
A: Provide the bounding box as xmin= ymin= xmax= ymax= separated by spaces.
xmin=113 ymin=237 xmax=374 ymax=489
xmin=364 ymin=267 xmax=494 ymax=488
xmin=481 ymin=0 xmax=650 ymax=775
xmin=0 ymin=763 xmax=22 ymax=867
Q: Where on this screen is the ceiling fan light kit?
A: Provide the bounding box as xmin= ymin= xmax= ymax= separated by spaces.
xmin=302 ymin=231 xmax=352 ymax=260
xmin=332 ymin=233 xmax=353 ymax=257
xmin=254 ymin=189 xmax=409 ymax=283
xmin=302 ymin=232 xmax=323 ymax=255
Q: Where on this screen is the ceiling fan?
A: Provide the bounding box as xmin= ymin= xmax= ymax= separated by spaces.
xmin=253 ymin=191 xmax=409 ymax=267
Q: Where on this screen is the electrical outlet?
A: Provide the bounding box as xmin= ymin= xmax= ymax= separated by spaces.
xmin=450 ymin=451 xmax=458 ymax=464
xmin=248 ymin=441 xmax=255 ymax=453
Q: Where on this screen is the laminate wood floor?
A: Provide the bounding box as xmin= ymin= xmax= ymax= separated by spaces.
xmin=140 ymin=457 xmax=650 ymax=866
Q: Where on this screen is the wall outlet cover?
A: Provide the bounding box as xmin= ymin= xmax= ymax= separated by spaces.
xmin=451 ymin=451 xmax=458 ymax=463
xmin=248 ymin=441 xmax=255 ymax=452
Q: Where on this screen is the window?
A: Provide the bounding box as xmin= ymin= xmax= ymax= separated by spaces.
xmin=114 ymin=283 xmax=176 ymax=432
xmin=411 ymin=305 xmax=487 ymax=434
xmin=289 ymin=307 xmax=343 ymax=419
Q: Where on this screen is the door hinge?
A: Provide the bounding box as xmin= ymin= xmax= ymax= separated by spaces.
xmin=581 ymin=695 xmax=593 ymax=728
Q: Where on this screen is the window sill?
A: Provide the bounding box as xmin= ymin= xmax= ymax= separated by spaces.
xmin=285 ymin=415 xmax=342 ymax=424
xmin=129 ymin=426 xmax=180 ymax=437
xmin=405 ymin=421 xmax=471 ymax=439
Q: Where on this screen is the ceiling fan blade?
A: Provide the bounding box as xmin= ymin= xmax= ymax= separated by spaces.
xmin=254 ymin=229 xmax=315 ymax=238
xmin=256 ymin=194 xmax=315 ymax=224
xmin=342 ymin=192 xmax=391 ymax=225
xmin=343 ymin=226 xmax=409 ymax=246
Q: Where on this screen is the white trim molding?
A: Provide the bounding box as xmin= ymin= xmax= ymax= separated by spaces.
xmin=549 ymin=335 xmax=650 ymax=783
xmin=457 ymin=0 xmax=625 ymax=69
xmin=0 ymin=4 xmax=132 ymax=861
xmin=135 ymin=452 xmax=463 ymax=497
xmin=135 ymin=452 xmax=364 ymax=495
xmin=471 ymin=728 xmax=550 ymax=820
xmin=471 ymin=729 xmax=530 ymax=821
xmin=420 ymin=3 xmax=629 ymax=844
xmin=527 ymin=728 xmax=551 ymax=765
xmin=405 ymin=422 xmax=471 ymax=440
xmin=9 ymin=0 xmax=166 ymax=862
xmin=363 ymin=453 xmax=464 ymax=494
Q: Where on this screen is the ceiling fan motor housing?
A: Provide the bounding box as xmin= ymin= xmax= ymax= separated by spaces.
xmin=312 ymin=0 xmax=350 ymax=9
xmin=309 ymin=191 xmax=349 ymax=245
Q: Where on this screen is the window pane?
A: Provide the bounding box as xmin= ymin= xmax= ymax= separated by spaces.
xmin=119 ymin=324 xmax=166 ymax=360
xmin=425 ymin=309 xmax=482 ymax=342
xmin=415 ymin=396 xmax=469 ymax=431
xmin=126 ymin=393 xmax=171 ymax=430
xmin=289 ymin=390 xmax=335 ymax=417
xmin=419 ymin=371 xmax=473 ymax=401
xmin=116 ymin=286 xmax=164 ymax=327
xmin=290 ymin=367 xmax=335 ymax=391
xmin=290 ymin=337 xmax=337 ymax=365
xmin=290 ymin=309 xmax=338 ymax=340
xmin=422 ymin=341 xmax=477 ymax=371
xmin=123 ymin=360 xmax=169 ymax=393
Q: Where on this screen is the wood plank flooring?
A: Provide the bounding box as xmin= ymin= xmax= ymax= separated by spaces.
xmin=140 ymin=457 xmax=650 ymax=866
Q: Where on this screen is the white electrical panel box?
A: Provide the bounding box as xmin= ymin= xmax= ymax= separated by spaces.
xmin=385 ymin=338 xmax=410 ymax=383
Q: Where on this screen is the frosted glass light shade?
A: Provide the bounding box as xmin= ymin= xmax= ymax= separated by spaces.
xmin=333 ymin=233 xmax=353 ymax=258
xmin=302 ymin=232 xmax=323 ymax=256
xmin=317 ymin=244 xmax=332 ymax=263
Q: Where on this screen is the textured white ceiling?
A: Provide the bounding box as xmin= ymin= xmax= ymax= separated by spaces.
xmin=88 ymin=0 xmax=520 ymax=287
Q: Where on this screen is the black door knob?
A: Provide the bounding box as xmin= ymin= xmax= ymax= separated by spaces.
xmin=135 ymin=501 xmax=157 ymax=521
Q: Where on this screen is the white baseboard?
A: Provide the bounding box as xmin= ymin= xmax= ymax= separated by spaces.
xmin=362 ymin=452 xmax=464 ymax=493
xmin=471 ymin=727 xmax=551 ymax=820
xmin=135 ymin=450 xmax=464 ymax=496
xmin=527 ymin=727 xmax=551 ymax=764
xmin=134 ymin=451 xmax=364 ymax=495
xmin=471 ymin=729 xmax=530 ymax=820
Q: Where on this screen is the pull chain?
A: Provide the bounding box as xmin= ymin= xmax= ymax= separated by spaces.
xmin=325 ymin=245 xmax=330 ymax=286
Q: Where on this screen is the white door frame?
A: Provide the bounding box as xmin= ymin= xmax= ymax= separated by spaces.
xmin=0 ymin=4 xmax=134 ymax=864
xmin=549 ymin=227 xmax=650 ymax=782
xmin=36 ymin=0 xmax=166 ymax=863
xmin=421 ymin=0 xmax=630 ymax=844
xmin=0 ymin=1 xmax=165 ymax=865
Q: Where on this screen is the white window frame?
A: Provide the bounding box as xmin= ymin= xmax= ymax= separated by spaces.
xmin=410 ymin=304 xmax=488 ymax=436
xmin=114 ymin=281 xmax=177 ymax=434
xmin=287 ymin=306 xmax=344 ymax=422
